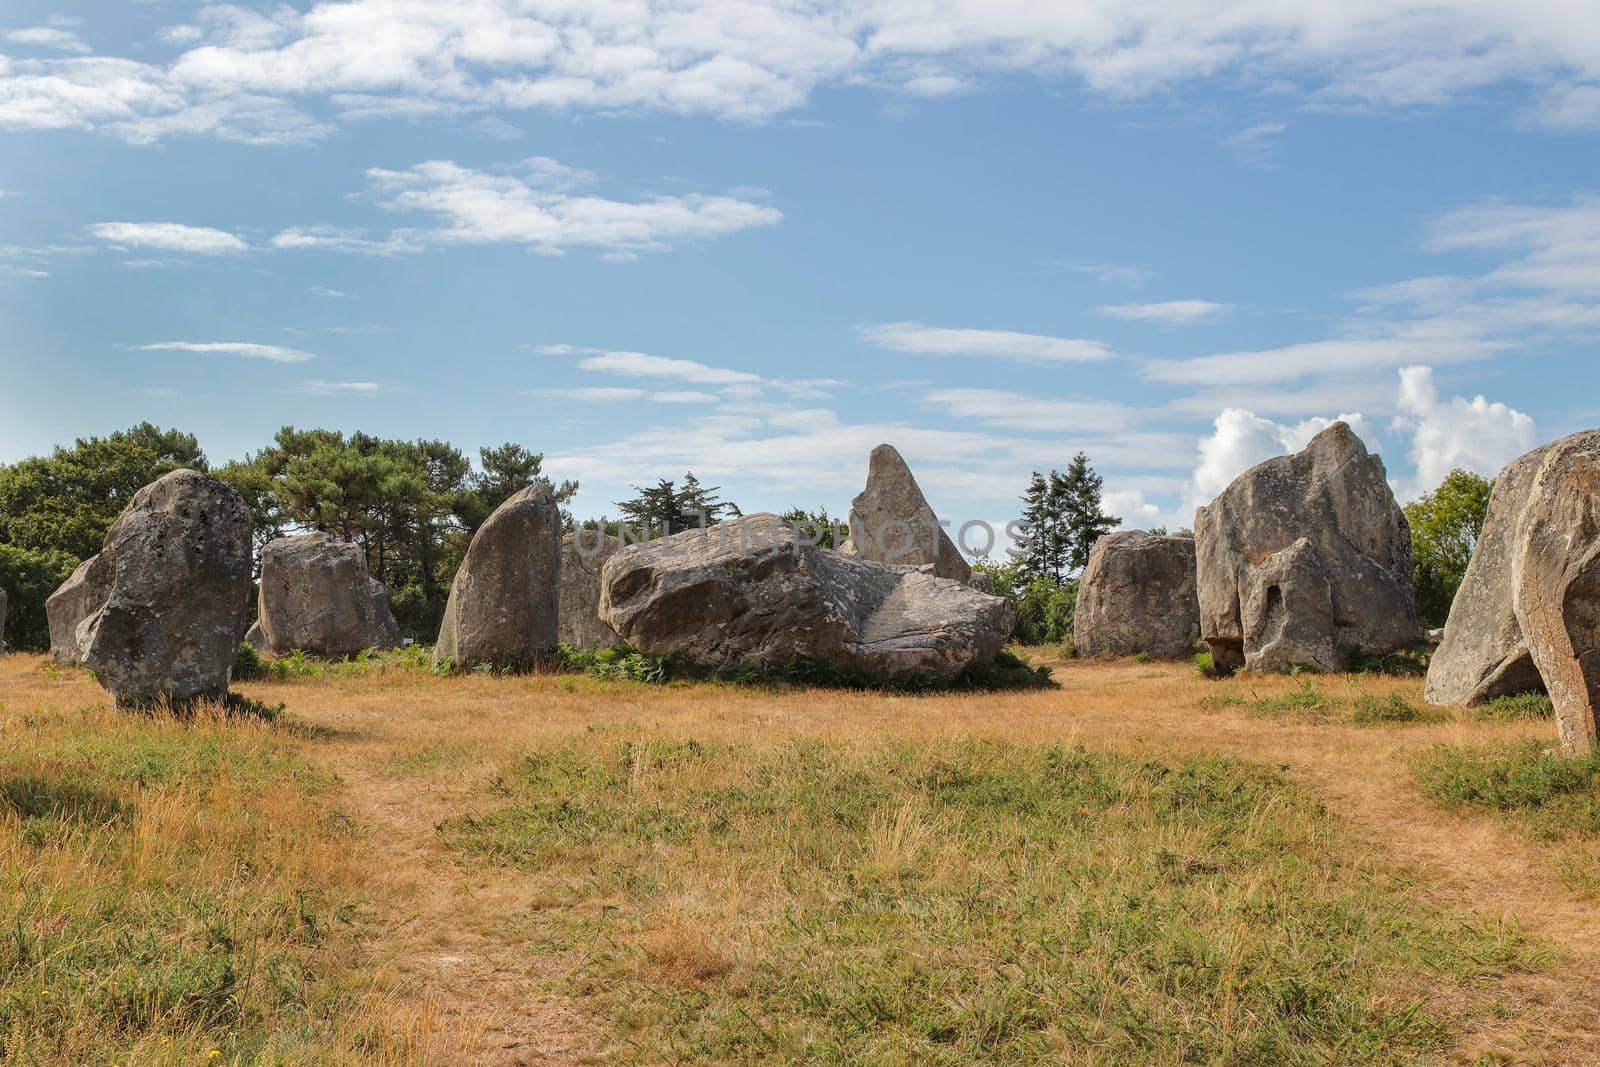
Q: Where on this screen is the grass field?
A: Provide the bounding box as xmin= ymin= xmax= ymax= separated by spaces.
xmin=3 ymin=650 xmax=1599 ymax=1064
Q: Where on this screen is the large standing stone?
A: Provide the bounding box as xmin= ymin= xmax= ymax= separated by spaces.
xmin=1425 ymin=431 xmax=1600 ymax=754
xmin=256 ymin=532 xmax=400 ymax=656
xmin=841 ymin=443 xmax=971 ymax=583
xmin=600 ymin=513 xmax=1013 ymax=679
xmin=434 ymin=483 xmax=561 ymax=670
xmin=560 ymin=530 xmax=624 ymax=650
xmin=1074 ymin=531 xmax=1199 ymax=659
xmin=45 ymin=469 xmax=252 ymax=707
xmin=1195 ymin=422 xmax=1418 ymax=674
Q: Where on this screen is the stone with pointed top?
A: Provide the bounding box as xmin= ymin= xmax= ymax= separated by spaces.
xmin=841 ymin=443 xmax=971 ymax=583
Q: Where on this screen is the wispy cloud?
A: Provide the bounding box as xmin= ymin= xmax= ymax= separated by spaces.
xmin=4 ymin=26 xmax=91 ymax=54
xmin=88 ymin=222 xmax=248 ymax=254
xmin=135 ymin=341 xmax=315 ymax=363
xmin=860 ymin=322 xmax=1113 ymax=364
xmin=309 ymin=285 xmax=351 ymax=298
xmin=1096 ymin=300 xmax=1231 ymax=324
xmin=274 ymin=157 xmax=781 ymax=260
xmin=299 ymin=379 xmax=379 ymax=395
xmin=1063 ymin=262 xmax=1151 ymax=287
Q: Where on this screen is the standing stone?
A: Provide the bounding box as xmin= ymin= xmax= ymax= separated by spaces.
xmin=1195 ymin=423 xmax=1418 ymax=674
xmin=601 ymin=513 xmax=1013 ymax=679
xmin=434 ymin=483 xmax=561 ymax=671
xmin=1425 ymin=431 xmax=1600 ymax=754
xmin=559 ymin=530 xmax=623 ymax=650
xmin=46 ymin=469 xmax=252 ymax=707
xmin=257 ymin=532 xmax=401 ymax=656
xmin=1074 ymin=531 xmax=1199 ymax=659
xmin=48 ymin=557 xmax=108 ymax=665
xmin=841 ymin=443 xmax=971 ymax=583
xmin=244 ymin=621 xmax=267 ymax=650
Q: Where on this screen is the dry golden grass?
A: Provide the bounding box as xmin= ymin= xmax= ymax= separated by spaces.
xmin=2 ymin=649 xmax=1599 ymax=1063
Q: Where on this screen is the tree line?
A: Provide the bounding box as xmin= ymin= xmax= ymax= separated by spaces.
xmin=0 ymin=422 xmax=1485 ymax=653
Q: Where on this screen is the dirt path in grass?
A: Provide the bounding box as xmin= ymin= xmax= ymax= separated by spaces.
xmin=235 ymin=659 xmax=1600 ymax=1065
xmin=295 ymin=705 xmax=607 ymax=1066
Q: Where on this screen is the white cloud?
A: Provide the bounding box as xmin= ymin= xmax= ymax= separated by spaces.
xmin=1145 ymin=336 xmax=1505 ymax=386
xmin=309 ymin=285 xmax=351 ymax=298
xmin=12 ymin=2 xmax=1598 ymax=142
xmin=87 ymin=221 xmax=248 ymax=254
xmin=1 ymin=263 xmax=49 ymax=278
xmin=300 ymin=379 xmax=380 ymax=395
xmin=920 ymin=387 xmax=1141 ymax=434
xmin=1184 ymin=408 xmax=1373 ymax=517
xmin=1222 ymin=120 xmax=1287 ymax=167
xmin=4 ymin=27 xmax=91 ymax=54
xmin=135 ymin=341 xmax=315 ymax=363
xmin=1425 ymin=195 xmax=1600 ymax=295
xmin=1096 ymin=300 xmax=1230 ymax=324
xmin=860 ymin=322 xmax=1114 ymax=364
xmin=529 ymin=385 xmax=718 ymax=404
xmin=1394 ymin=365 xmax=1536 ymax=497
xmin=1064 ymin=261 xmax=1151 ymax=287
xmin=275 ymin=158 xmax=780 ymax=258
xmin=573 ymin=350 xmax=763 ymax=386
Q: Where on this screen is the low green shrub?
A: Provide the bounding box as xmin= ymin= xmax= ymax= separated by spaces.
xmin=1474 ymin=693 xmax=1555 ymax=721
xmin=1414 ymin=740 xmax=1600 ymax=840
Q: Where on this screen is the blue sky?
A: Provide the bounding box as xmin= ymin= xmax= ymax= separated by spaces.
xmin=2 ymin=2 xmax=1598 ymax=540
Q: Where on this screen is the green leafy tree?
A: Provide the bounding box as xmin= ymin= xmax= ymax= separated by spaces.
xmin=1405 ymin=469 xmax=1493 ymax=629
xmin=780 ymin=506 xmax=847 ymax=549
xmin=971 ymin=557 xmax=1077 ymax=645
xmin=458 ymin=443 xmax=578 ymax=533
xmin=0 ymin=423 xmax=206 ymax=650
xmin=616 ymin=472 xmax=737 ymax=536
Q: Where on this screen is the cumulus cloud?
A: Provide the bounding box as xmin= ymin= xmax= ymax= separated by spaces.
xmin=88 ymin=221 xmax=248 ymax=254
xmin=860 ymin=322 xmax=1114 ymax=363
xmin=1394 ymin=365 xmax=1536 ymax=497
xmin=1095 ymin=300 xmax=1230 ymax=324
xmin=135 ymin=341 xmax=315 ymax=363
xmin=1184 ymin=408 xmax=1373 ymax=517
xmin=10 ymin=1 xmax=1597 ymax=142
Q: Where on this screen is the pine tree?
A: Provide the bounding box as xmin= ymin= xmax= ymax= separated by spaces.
xmin=1055 ymin=452 xmax=1120 ymax=574
xmin=615 ymin=471 xmax=737 ymax=536
xmin=1011 ymin=471 xmax=1059 ymax=583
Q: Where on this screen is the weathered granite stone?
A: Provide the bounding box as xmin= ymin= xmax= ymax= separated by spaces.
xmin=47 ymin=557 xmax=108 ymax=665
xmin=1425 ymin=430 xmax=1600 ymax=754
xmin=244 ymin=621 xmax=267 ymax=650
xmin=434 ymin=483 xmax=561 ymax=670
xmin=257 ymin=532 xmax=400 ymax=655
xmin=560 ymin=530 xmax=623 ymax=650
xmin=841 ymin=444 xmax=971 ymax=583
xmin=46 ymin=469 xmax=252 ymax=706
xmin=1195 ymin=422 xmax=1418 ymax=673
xmin=1074 ymin=531 xmax=1199 ymax=659
xmin=600 ymin=513 xmax=1012 ymax=679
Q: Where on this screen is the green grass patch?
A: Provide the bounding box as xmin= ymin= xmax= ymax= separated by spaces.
xmin=233 ymin=641 xmax=439 ymax=682
xmin=1351 ymin=693 xmax=1451 ymax=726
xmin=0 ymin=706 xmax=390 ymax=1061
xmin=441 ymin=736 xmax=1537 ymax=1064
xmin=1473 ymin=693 xmax=1555 ymax=722
xmin=1413 ymin=740 xmax=1600 ymax=841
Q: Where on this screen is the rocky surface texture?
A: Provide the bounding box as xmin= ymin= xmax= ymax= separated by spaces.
xmin=257 ymin=532 xmax=400 ymax=656
xmin=600 ymin=513 xmax=1012 ymax=679
xmin=434 ymin=483 xmax=561 ymax=671
xmin=1195 ymin=423 xmax=1418 ymax=674
xmin=1425 ymin=430 xmax=1600 ymax=754
xmin=841 ymin=443 xmax=971 ymax=583
xmin=1074 ymin=531 xmax=1199 ymax=659
xmin=559 ymin=530 xmax=624 ymax=650
xmin=46 ymin=469 xmax=252 ymax=706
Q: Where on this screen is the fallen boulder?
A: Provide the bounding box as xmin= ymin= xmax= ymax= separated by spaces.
xmin=46 ymin=469 xmax=252 ymax=707
xmin=600 ymin=513 xmax=1012 ymax=680
xmin=435 ymin=482 xmax=561 ymax=670
xmin=1074 ymin=531 xmax=1199 ymax=659
xmin=1195 ymin=422 xmax=1418 ymax=673
xmin=1425 ymin=430 xmax=1600 ymax=754
xmin=841 ymin=444 xmax=971 ymax=583
xmin=257 ymin=532 xmax=400 ymax=656
xmin=560 ymin=530 xmax=624 ymax=650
